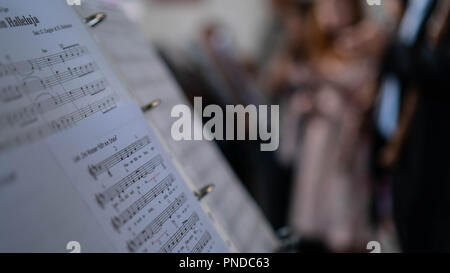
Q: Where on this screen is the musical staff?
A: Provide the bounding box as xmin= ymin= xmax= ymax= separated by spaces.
xmin=0 ymin=0 xmax=231 ymax=253
xmin=0 ymin=62 xmax=97 ymax=103
xmin=0 ymin=95 xmax=116 ymax=153
xmin=95 ymin=154 xmax=164 ymax=207
xmin=158 ymin=212 xmax=199 ymax=253
xmin=47 ymin=95 xmax=115 ymax=133
xmin=88 ymin=136 xmax=151 ymax=179
xmin=111 ymin=174 xmax=175 ymax=229
xmin=0 ymin=45 xmax=88 ymax=78
xmin=191 ymin=231 xmax=212 ymax=253
xmin=0 ymin=79 xmax=107 ymax=128
xmin=127 ymin=193 xmax=188 ymax=252
xmin=0 ymin=84 xmax=22 ymax=102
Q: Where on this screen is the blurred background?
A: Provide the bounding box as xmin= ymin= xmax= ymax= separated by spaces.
xmin=121 ymin=0 xmax=450 ymax=252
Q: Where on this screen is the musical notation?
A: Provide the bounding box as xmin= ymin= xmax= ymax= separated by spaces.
xmin=50 ymin=94 xmax=116 ymax=128
xmin=111 ymin=174 xmax=175 ymax=229
xmin=0 ymin=45 xmax=88 ymax=78
xmin=127 ymin=193 xmax=188 ymax=252
xmin=1 ymin=1 xmax=230 ymax=253
xmin=0 ymin=62 xmax=97 ymax=103
xmin=0 ymin=95 xmax=116 ymax=153
xmin=95 ymin=154 xmax=164 ymax=207
xmin=159 ymin=212 xmax=199 ymax=253
xmin=79 ymin=3 xmax=279 ymax=251
xmin=0 ymin=40 xmax=121 ymax=158
xmin=191 ymin=231 xmax=212 ymax=253
xmin=0 ymin=83 xmax=22 ymax=103
xmin=0 ymin=79 xmax=107 ymax=128
xmin=88 ymin=136 xmax=151 ymax=179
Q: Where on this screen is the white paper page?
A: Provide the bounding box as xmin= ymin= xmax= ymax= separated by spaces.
xmin=48 ymin=102 xmax=228 ymax=253
xmin=0 ymin=2 xmax=131 ymax=152
xmin=0 ymin=0 xmax=131 ymax=252
xmin=0 ymin=0 xmax=227 ymax=253
xmin=0 ymin=139 xmax=116 ymax=252
xmin=74 ymin=0 xmax=280 ymax=252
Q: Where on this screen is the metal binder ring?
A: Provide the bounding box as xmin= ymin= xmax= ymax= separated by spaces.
xmin=195 ymin=184 xmax=215 ymax=201
xmin=85 ymin=12 xmax=106 ymax=28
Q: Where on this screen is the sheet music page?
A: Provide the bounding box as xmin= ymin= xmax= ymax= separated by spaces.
xmin=49 ymin=102 xmax=229 ymax=253
xmin=74 ymin=0 xmax=280 ymax=252
xmin=0 ymin=0 xmax=228 ymax=252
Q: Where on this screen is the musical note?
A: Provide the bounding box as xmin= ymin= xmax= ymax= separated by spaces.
xmin=111 ymin=174 xmax=175 ymax=229
xmin=127 ymin=193 xmax=188 ymax=252
xmin=0 ymin=79 xmax=107 ymax=128
xmin=191 ymin=231 xmax=212 ymax=253
xmin=0 ymin=62 xmax=97 ymax=103
xmin=95 ymin=154 xmax=164 ymax=207
xmin=0 ymin=95 xmax=116 ymax=153
xmin=158 ymin=212 xmax=199 ymax=253
xmin=88 ymin=136 xmax=151 ymax=179
xmin=0 ymin=84 xmax=22 ymax=102
xmin=1 ymin=45 xmax=88 ymax=77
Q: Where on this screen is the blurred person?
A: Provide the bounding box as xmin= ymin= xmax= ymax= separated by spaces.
xmin=286 ymin=0 xmax=384 ymax=252
xmin=367 ymin=0 xmax=411 ymax=252
xmin=262 ymin=1 xmax=317 ymax=170
xmin=263 ymin=0 xmax=314 ymax=99
xmin=377 ymin=0 xmax=450 ymax=252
